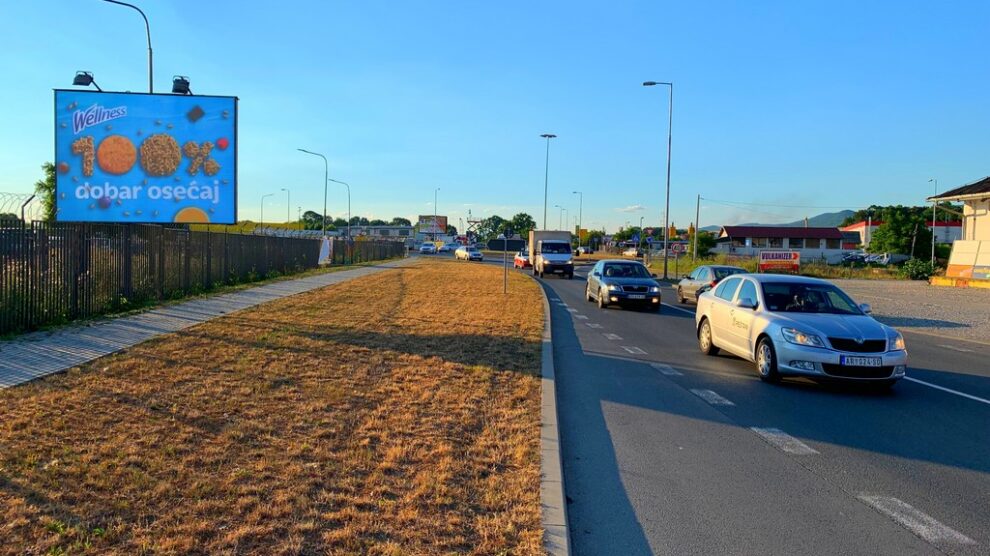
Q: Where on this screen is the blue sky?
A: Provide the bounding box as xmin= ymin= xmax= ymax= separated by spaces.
xmin=1 ymin=1 xmax=987 ymax=231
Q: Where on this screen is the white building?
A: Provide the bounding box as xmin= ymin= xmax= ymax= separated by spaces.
xmin=712 ymin=226 xmax=854 ymax=262
xmin=840 ymin=220 xmax=962 ymax=247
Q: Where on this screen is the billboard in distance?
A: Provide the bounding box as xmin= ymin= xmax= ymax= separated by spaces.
xmin=418 ymin=215 xmax=448 ymax=235
xmin=759 ymin=250 xmax=800 ymax=273
xmin=54 ymin=90 xmax=237 ymax=224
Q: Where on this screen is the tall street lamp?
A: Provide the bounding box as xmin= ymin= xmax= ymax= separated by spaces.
xmin=434 ymin=187 xmax=441 ymax=240
xmin=554 ymin=204 xmax=567 ymax=230
xmin=572 ymin=190 xmax=583 ymax=242
xmin=260 ymin=193 xmax=273 ymax=230
xmin=639 ymin=216 xmax=645 ymax=253
xmin=101 ymin=0 xmax=153 ymax=93
xmin=328 ymin=178 xmax=352 ymax=237
xmin=281 ymin=188 xmax=290 ymax=224
xmin=540 ymin=133 xmax=557 ymax=230
xmin=297 ymin=148 xmax=328 ymax=235
xmin=643 ymin=80 xmax=673 ymax=279
xmin=929 ymin=178 xmax=938 ymax=265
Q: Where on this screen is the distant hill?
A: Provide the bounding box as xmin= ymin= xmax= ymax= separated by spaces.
xmin=701 ymin=210 xmax=854 ymax=232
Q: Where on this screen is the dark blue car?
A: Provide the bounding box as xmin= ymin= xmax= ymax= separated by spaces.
xmin=585 ymin=259 xmax=662 ymax=311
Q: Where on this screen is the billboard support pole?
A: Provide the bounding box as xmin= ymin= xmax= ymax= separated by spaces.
xmin=101 ymin=0 xmax=153 ymax=93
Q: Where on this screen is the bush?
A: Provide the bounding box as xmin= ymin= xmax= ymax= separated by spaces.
xmin=899 ymin=258 xmax=937 ymax=280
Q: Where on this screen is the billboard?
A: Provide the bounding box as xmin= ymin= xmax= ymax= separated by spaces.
xmin=417 ymin=215 xmax=448 ymax=235
xmin=759 ymin=250 xmax=800 ymax=273
xmin=54 ymin=90 xmax=237 ymax=224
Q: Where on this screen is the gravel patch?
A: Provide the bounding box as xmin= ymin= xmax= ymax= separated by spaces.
xmin=831 ymin=279 xmax=990 ymax=342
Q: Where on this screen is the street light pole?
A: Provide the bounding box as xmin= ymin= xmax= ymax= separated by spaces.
xmin=281 ymin=188 xmax=290 ymax=225
xmin=643 ymin=81 xmax=673 ymax=279
xmin=433 ymin=187 xmax=441 ymax=240
xmin=297 ymin=149 xmax=329 ymax=236
xmin=540 ymin=134 xmax=557 ymax=230
xmin=929 ymin=178 xmax=938 ymax=265
xmin=694 ymin=194 xmax=701 ymax=262
xmin=554 ymin=204 xmax=565 ymax=230
xmin=639 ymin=216 xmax=645 ymax=254
xmin=261 ymin=193 xmax=273 ymax=230
xmin=328 ymin=178 xmax=352 ymax=237
xmin=101 ymin=0 xmax=153 ymax=93
xmin=573 ymin=190 xmax=583 ymax=243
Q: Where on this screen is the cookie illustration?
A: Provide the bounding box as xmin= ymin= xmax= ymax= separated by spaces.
xmin=140 ymin=134 xmax=181 ymax=176
xmin=174 ymin=206 xmax=210 ymax=223
xmin=96 ymin=135 xmax=137 ymax=175
xmin=71 ymin=136 xmax=94 ymax=176
xmin=183 ymin=140 xmax=219 ymax=175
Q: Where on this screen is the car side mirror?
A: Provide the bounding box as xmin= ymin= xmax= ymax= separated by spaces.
xmin=651 ymin=273 xmax=658 ymax=278
xmin=735 ymin=297 xmax=757 ymax=310
xmin=592 ymin=271 xmax=601 ymax=277
xmin=859 ymin=303 xmax=872 ymax=314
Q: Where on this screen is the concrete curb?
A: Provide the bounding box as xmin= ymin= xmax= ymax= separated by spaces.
xmin=538 ymin=284 xmax=571 ymax=555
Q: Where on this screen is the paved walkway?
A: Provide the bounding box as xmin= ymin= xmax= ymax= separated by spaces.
xmin=0 ymin=260 xmax=410 ymax=388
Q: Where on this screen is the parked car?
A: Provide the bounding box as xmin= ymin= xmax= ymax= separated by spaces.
xmin=437 ymin=243 xmax=457 ymax=253
xmin=676 ymin=265 xmax=746 ymax=304
xmin=473 ymin=242 xmax=488 ymax=250
xmin=455 ymin=245 xmax=484 ymax=261
xmin=419 ymin=242 xmax=437 ymax=254
xmin=576 ymin=246 xmax=594 ymax=255
xmin=513 ymin=249 xmax=531 ymax=268
xmin=585 ymin=260 xmax=661 ymax=311
xmin=695 ymin=274 xmax=906 ymax=388
xmin=622 ymin=247 xmax=643 ymax=257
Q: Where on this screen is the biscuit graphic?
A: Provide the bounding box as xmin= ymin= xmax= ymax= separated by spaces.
xmin=140 ymin=134 xmax=182 ymax=176
xmin=96 ymin=135 xmax=137 ymax=175
xmin=71 ymin=136 xmax=94 ymax=176
xmin=174 ymin=206 xmax=210 ymax=223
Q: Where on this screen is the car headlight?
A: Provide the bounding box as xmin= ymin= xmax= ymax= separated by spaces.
xmin=607 ymin=284 xmax=621 ymax=292
xmin=564 ymin=259 xmax=573 ymax=265
xmin=888 ymin=332 xmax=906 ymax=351
xmin=649 ymin=286 xmax=660 ymax=293
xmin=781 ymin=327 xmax=826 ymax=348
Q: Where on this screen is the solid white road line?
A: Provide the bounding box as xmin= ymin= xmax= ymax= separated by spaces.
xmin=858 ymin=494 xmax=975 ymax=546
xmin=621 ymin=346 xmax=647 ymax=355
xmin=650 ymin=363 xmax=683 ymax=376
xmin=905 ymin=377 xmax=990 ymax=406
xmin=938 ymin=344 xmax=974 ymax=353
xmin=661 ymin=303 xmax=696 ymax=316
xmin=691 ymin=389 xmax=735 ymax=406
xmin=574 ymin=314 xmax=589 ymax=320
xmin=585 ymin=323 xmax=603 ymax=329
xmin=750 ymin=427 xmax=818 ymax=455
xmin=603 ymin=333 xmax=623 ymax=341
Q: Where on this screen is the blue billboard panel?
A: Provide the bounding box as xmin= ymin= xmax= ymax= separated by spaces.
xmin=54 ymin=90 xmax=237 ymax=223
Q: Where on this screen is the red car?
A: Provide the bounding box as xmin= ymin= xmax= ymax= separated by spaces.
xmin=513 ymin=249 xmax=531 ymax=269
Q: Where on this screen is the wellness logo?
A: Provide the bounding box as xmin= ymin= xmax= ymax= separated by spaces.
xmin=72 ymin=103 xmax=127 ymax=134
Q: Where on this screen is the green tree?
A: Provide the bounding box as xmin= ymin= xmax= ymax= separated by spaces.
xmin=349 ymin=216 xmax=370 ymax=226
xmin=476 ymin=215 xmax=507 ymax=240
xmin=586 ymin=230 xmax=605 ymax=249
xmin=509 ymin=212 xmax=537 ymax=238
xmin=332 ymin=217 xmax=349 ymax=228
xmin=301 ymin=210 xmax=325 ymax=230
xmin=612 ymin=226 xmax=642 ymax=242
xmin=34 ymin=162 xmax=56 ymax=222
xmin=390 ymin=217 xmax=412 ymax=226
xmin=869 ymin=211 xmax=931 ymax=256
xmin=368 ymin=219 xmax=388 ymax=226
xmin=446 ymin=224 xmax=458 ymax=235
xmin=687 ymin=229 xmax=717 ymax=257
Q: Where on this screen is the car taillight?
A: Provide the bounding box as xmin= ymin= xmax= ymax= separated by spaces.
xmin=711 ymin=280 xmax=717 ymax=288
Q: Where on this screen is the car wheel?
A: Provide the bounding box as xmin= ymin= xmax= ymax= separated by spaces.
xmin=597 ymin=288 xmax=608 ymax=309
xmin=677 ymin=287 xmax=686 ymax=304
xmin=698 ymin=318 xmax=719 ymax=356
xmin=566 ymin=273 xmax=573 ymax=280
xmin=756 ymin=337 xmax=781 ymax=383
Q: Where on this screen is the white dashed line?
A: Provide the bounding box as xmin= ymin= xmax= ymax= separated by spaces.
xmin=603 ymin=333 xmax=623 ymax=341
xmin=750 ymin=427 xmax=818 ymax=455
xmin=858 ymin=494 xmax=975 ymax=547
xmin=905 ymin=377 xmax=990 ymax=406
xmin=938 ymin=344 xmax=974 ymax=353
xmin=650 ymin=363 xmax=683 ymax=376
xmin=566 ymin=308 xmax=578 ymax=313
xmin=691 ymin=389 xmax=735 ymax=406
xmin=621 ymin=346 xmax=647 ymax=355
xmin=574 ymin=314 xmax=589 ymax=320
xmin=585 ymin=323 xmax=603 ymax=329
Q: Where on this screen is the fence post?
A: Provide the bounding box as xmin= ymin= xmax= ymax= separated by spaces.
xmin=123 ymin=224 xmax=133 ymax=298
xmin=157 ymin=226 xmax=165 ymax=300
xmin=182 ymin=230 xmax=192 ymax=291
xmin=205 ymin=228 xmax=212 ymax=289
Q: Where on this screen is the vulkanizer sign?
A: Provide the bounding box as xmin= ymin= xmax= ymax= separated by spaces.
xmin=54 ymin=90 xmax=238 ymax=224
xmin=759 ymin=250 xmax=800 ymax=272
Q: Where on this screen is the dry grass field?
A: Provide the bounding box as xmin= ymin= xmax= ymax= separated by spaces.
xmin=0 ymin=260 xmax=544 ymax=555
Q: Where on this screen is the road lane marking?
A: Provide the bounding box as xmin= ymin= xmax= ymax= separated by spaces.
xmin=857 ymin=494 xmax=975 ymax=546
xmin=621 ymin=346 xmax=647 ymax=355
xmin=691 ymin=389 xmax=735 ymax=406
xmin=585 ymin=323 xmax=603 ymax=329
xmin=574 ymin=314 xmax=588 ymax=320
xmin=938 ymin=344 xmax=974 ymax=353
xmin=650 ymin=363 xmax=682 ymax=376
xmin=565 ymin=308 xmax=578 ymax=313
xmin=603 ymin=333 xmax=623 ymax=340
xmin=661 ymin=303 xmax=695 ymax=316
xmin=750 ymin=427 xmax=818 ymax=455
xmin=905 ymin=377 xmax=990 ymax=406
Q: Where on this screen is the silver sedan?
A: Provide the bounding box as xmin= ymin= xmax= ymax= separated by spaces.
xmin=695 ymin=274 xmax=907 ymax=388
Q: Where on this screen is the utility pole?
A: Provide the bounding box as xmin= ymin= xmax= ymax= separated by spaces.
xmin=693 ymin=194 xmax=700 ymax=262
xmin=540 ymin=134 xmax=557 ymax=230
xmin=929 ymin=178 xmax=938 ymax=265
xmin=643 ymin=81 xmax=674 ymax=279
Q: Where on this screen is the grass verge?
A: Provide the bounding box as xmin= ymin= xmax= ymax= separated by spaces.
xmin=0 ymin=259 xmax=543 ymax=555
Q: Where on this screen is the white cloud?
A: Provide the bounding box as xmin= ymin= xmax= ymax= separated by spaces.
xmin=615 ymin=204 xmax=646 ymax=213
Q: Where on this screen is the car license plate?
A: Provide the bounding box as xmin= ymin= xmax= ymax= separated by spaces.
xmin=840 ymin=355 xmax=882 ymax=367
xmin=628 ymin=294 xmax=645 ymax=300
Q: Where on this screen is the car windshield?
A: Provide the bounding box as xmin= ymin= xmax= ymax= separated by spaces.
xmin=761 ymin=282 xmax=862 ymax=315
xmin=467 ymin=247 xmax=479 ymax=253
xmin=541 ymin=243 xmax=571 ymax=254
xmin=713 ymin=267 xmax=745 ymax=279
xmin=602 ymin=263 xmax=651 ymax=278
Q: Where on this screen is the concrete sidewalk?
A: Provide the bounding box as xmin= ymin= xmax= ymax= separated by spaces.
xmin=0 ymin=260 xmax=410 ymax=388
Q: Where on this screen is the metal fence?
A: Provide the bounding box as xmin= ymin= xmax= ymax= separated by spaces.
xmin=0 ymin=221 xmax=404 ymax=335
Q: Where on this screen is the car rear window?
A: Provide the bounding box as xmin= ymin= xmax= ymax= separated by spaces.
xmin=713 ymin=267 xmax=744 ymax=279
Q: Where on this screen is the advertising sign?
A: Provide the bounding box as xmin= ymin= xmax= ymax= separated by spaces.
xmin=54 ymin=90 xmax=237 ymax=224
xmin=417 ymin=215 xmax=448 ymax=235
xmin=759 ymin=250 xmax=800 ymax=273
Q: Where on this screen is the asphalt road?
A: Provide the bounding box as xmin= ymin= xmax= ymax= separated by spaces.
xmin=426 ymin=252 xmax=990 ymax=555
